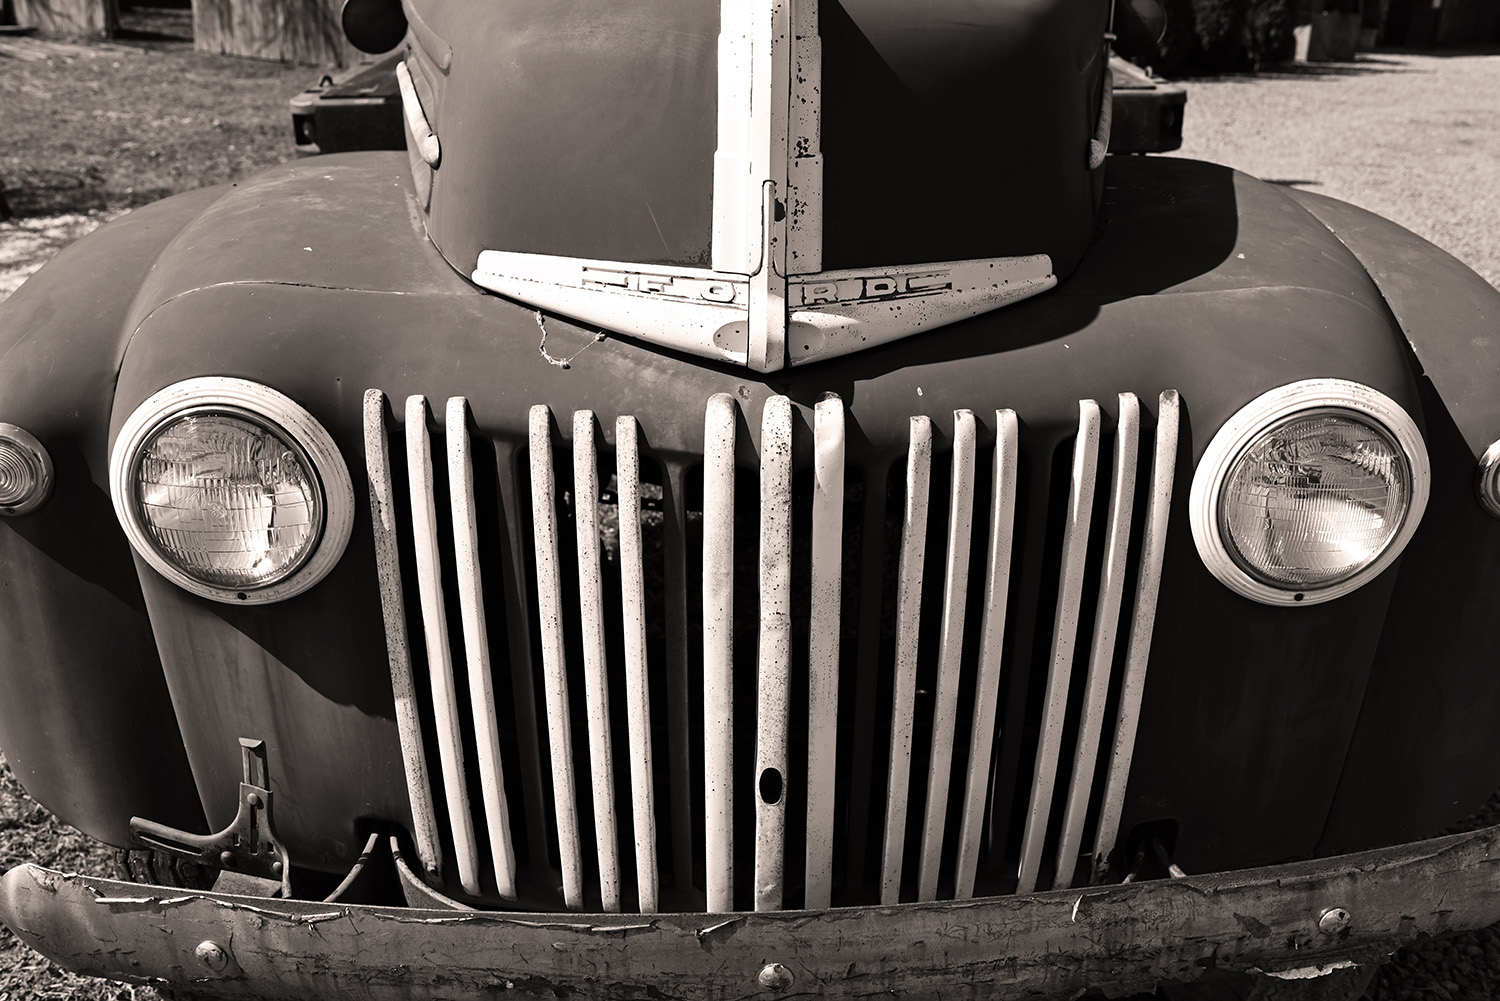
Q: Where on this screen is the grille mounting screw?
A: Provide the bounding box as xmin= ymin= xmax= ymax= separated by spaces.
xmin=758 ymin=963 xmax=794 ymax=991
xmin=195 ymin=940 xmax=229 ymax=972
xmin=1319 ymin=907 xmax=1351 ymax=936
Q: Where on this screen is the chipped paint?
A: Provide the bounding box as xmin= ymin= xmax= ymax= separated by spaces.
xmin=702 ymin=393 xmax=738 ymax=913
xmin=880 ymin=415 xmax=932 ymax=904
xmin=1017 ymin=401 xmax=1103 ymax=895
xmin=803 ymin=396 xmax=845 ymax=910
xmin=1054 ymin=394 xmax=1141 ymax=890
xmin=529 ymin=405 xmax=586 ymax=910
xmin=6 ymin=827 xmax=1500 ymax=1000
xmin=469 ymin=0 xmax=1056 ymax=372
xmin=446 ymin=397 xmax=519 ymax=901
xmin=1092 ymin=391 xmax=1181 ymax=882
xmin=1265 ymin=960 xmax=1359 ymax=980
xmin=953 ymin=409 xmax=1019 ymax=901
xmin=406 ymin=395 xmax=481 ymax=895
xmin=917 ymin=409 xmax=979 ymax=903
xmin=754 ymin=397 xmax=795 ymax=912
xmin=573 ymin=409 xmax=623 ymax=912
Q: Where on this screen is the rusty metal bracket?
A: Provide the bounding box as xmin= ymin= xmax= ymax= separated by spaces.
xmin=129 ymin=738 xmax=292 ymax=897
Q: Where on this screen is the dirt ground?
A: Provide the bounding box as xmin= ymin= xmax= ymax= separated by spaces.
xmin=1 ymin=28 xmax=1500 ymax=1001
xmin=1166 ymin=48 xmax=1500 ymax=291
xmin=0 ymin=756 xmax=163 ymax=1000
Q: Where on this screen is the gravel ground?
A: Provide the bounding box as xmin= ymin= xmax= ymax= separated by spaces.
xmin=0 ymin=211 xmax=122 ymax=301
xmin=1166 ymin=48 xmax=1500 ymax=290
xmin=1 ymin=38 xmax=1500 ymax=1001
xmin=0 ymin=755 xmax=163 ymax=1001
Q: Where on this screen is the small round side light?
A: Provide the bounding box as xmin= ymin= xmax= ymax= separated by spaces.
xmin=0 ymin=423 xmax=54 ymax=516
xmin=1477 ymin=439 xmax=1500 ymax=519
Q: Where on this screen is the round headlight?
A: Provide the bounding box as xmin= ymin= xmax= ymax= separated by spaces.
xmin=111 ymin=378 xmax=353 ymax=603
xmin=1190 ymin=380 xmax=1429 ymax=606
xmin=0 ymin=423 xmax=54 ymax=516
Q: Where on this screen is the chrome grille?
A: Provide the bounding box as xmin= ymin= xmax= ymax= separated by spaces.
xmin=363 ymin=388 xmax=1179 ymax=913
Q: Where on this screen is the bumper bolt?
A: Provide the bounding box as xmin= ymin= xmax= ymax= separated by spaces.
xmin=195 ymin=940 xmax=230 ymax=972
xmin=1319 ymin=907 xmax=1351 ymax=936
xmin=758 ymin=963 xmax=793 ymax=991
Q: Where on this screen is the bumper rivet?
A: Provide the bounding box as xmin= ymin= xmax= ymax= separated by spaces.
xmin=195 ymin=940 xmax=230 ymax=972
xmin=758 ymin=963 xmax=793 ymax=991
xmin=1319 ymin=907 xmax=1351 ymax=936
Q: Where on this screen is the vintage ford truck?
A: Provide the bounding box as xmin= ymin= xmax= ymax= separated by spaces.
xmin=2 ymin=1 xmax=1500 ymax=998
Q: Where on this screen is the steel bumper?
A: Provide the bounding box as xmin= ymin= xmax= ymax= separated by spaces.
xmin=4 ymin=825 xmax=1500 ymax=1000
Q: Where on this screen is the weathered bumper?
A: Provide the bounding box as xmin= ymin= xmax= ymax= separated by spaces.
xmin=4 ymin=825 xmax=1500 ymax=1000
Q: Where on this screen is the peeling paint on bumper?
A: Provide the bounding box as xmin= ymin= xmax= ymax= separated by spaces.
xmin=4 ymin=825 xmax=1500 ymax=1000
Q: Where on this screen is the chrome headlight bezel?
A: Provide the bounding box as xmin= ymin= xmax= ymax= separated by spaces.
xmin=1476 ymin=439 xmax=1500 ymax=519
xmin=1189 ymin=378 xmax=1429 ymax=606
xmin=109 ymin=377 xmax=354 ymax=604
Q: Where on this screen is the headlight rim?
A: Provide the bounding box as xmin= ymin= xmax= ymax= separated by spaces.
xmin=1475 ymin=438 xmax=1500 ymax=519
xmin=1188 ymin=378 xmax=1429 ymax=607
xmin=109 ymin=377 xmax=354 ymax=605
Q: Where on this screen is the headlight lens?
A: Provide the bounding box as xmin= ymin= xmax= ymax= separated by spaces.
xmin=1189 ymin=379 xmax=1429 ymax=606
xmin=1218 ymin=411 xmax=1410 ymax=588
xmin=111 ymin=377 xmax=354 ymax=604
xmin=135 ymin=410 xmax=323 ymax=589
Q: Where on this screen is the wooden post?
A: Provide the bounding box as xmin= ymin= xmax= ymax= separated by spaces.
xmin=192 ymin=0 xmax=359 ymax=66
xmin=12 ymin=0 xmax=116 ymax=38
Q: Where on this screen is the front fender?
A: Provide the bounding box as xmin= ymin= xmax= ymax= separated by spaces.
xmin=1284 ymin=190 xmax=1500 ymax=854
xmin=0 ymin=189 xmax=228 ymax=843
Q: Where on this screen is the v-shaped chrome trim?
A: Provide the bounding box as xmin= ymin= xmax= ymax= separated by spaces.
xmin=471 ymin=0 xmax=1057 ymax=371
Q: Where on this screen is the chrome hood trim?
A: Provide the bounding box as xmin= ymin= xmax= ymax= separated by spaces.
xmin=471 ymin=0 xmax=1057 ymax=372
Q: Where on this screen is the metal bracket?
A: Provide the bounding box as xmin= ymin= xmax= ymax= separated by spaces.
xmin=130 ymin=738 xmax=292 ymax=897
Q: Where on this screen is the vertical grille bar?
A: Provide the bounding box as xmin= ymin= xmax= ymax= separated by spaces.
xmin=446 ymin=397 xmax=519 ymax=900
xmin=528 ymin=404 xmax=585 ymax=909
xmin=405 ymin=394 xmax=482 ymax=896
xmin=803 ymin=396 xmax=845 ymax=910
xmin=1093 ymin=389 xmax=1180 ymax=878
xmin=954 ymin=409 xmax=1020 ymax=899
xmin=917 ymin=409 xmax=978 ymax=901
xmin=1053 ymin=394 xmax=1140 ymax=890
xmin=615 ymin=416 xmax=659 ymax=913
xmin=702 ymin=393 xmax=737 ymax=912
xmin=1016 ymin=400 xmax=1102 ymax=895
xmin=572 ymin=411 xmax=622 ymax=911
xmin=880 ymin=415 xmax=933 ymax=905
xmin=362 ymin=390 xmax=443 ymax=881
xmin=754 ymin=396 xmax=794 ymax=911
